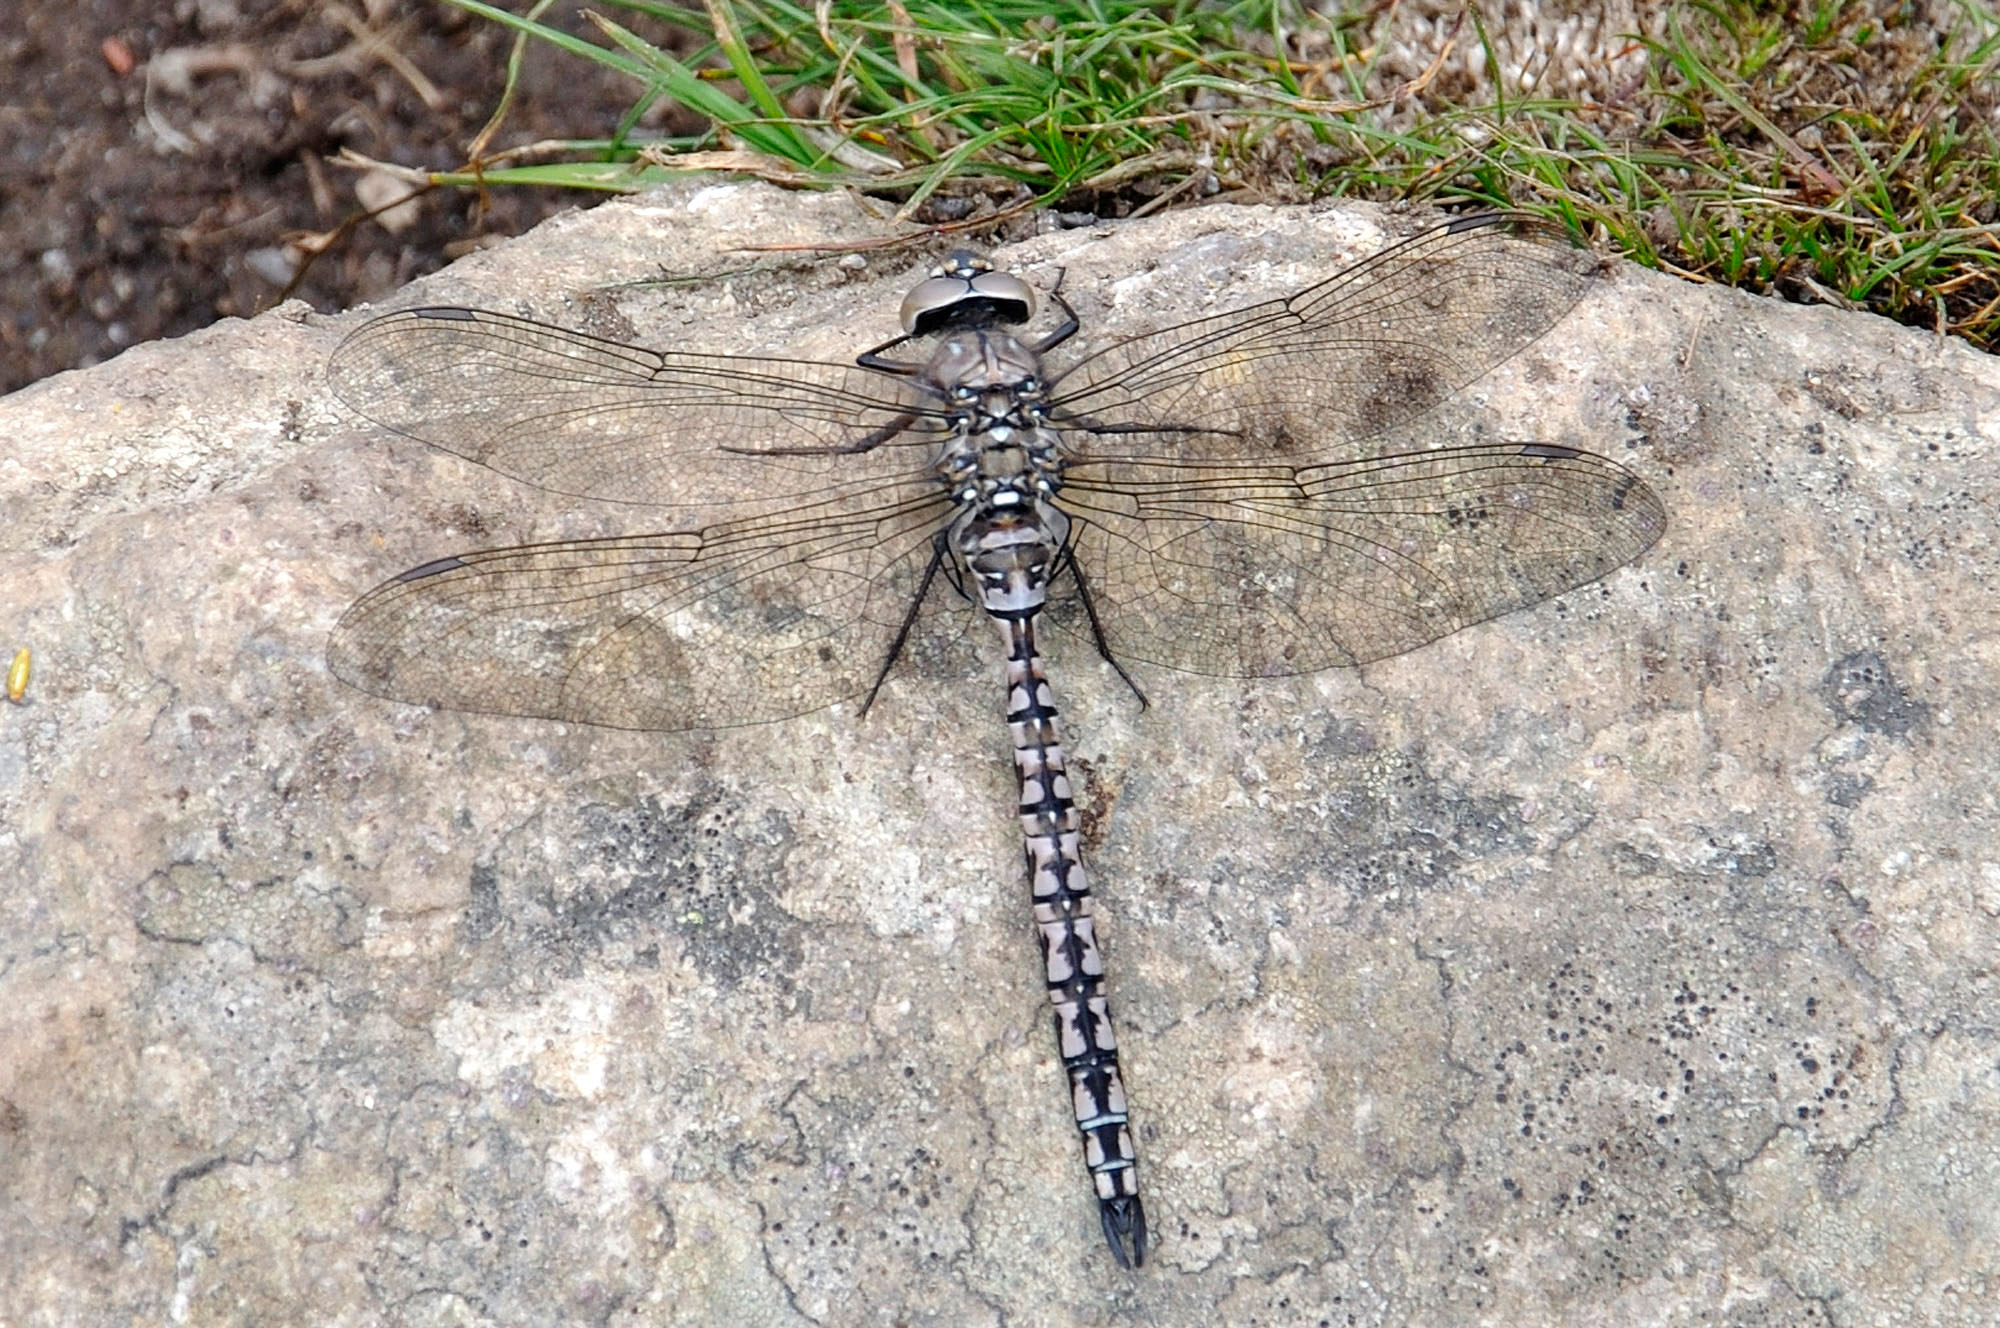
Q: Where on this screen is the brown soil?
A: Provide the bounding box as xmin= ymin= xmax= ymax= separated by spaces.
xmin=1 ymin=0 xmax=667 ymax=395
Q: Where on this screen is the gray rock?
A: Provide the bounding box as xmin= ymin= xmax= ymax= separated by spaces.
xmin=3 ymin=181 xmax=1996 ymax=1324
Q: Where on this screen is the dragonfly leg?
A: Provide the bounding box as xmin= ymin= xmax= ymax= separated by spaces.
xmin=1060 ymin=547 xmax=1149 ymax=710
xmin=860 ymin=535 xmax=951 ymax=717
xmin=856 ymin=337 xmax=926 ymax=373
xmin=1032 ymin=288 xmax=1080 ymax=354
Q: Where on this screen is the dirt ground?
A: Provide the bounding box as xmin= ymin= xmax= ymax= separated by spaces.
xmin=1 ymin=0 xmax=673 ymax=396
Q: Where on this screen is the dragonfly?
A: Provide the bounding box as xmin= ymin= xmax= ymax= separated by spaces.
xmin=324 ymin=212 xmax=1666 ymax=1268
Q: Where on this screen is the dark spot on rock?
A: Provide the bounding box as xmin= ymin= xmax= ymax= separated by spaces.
xmin=463 ymin=860 xmax=503 ymax=942
xmin=1818 ymin=650 xmax=1929 ymax=738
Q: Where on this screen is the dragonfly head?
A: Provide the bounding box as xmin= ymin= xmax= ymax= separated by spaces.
xmin=901 ymin=252 xmax=1035 ymax=337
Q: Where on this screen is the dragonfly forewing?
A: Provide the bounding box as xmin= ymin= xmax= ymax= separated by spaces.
xmin=1046 ymin=214 xmax=1602 ymax=464
xmin=327 ymin=306 xmax=950 ymax=512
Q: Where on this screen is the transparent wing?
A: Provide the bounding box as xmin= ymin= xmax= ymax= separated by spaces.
xmin=327 ymin=307 xmax=948 ymax=510
xmin=326 ymin=481 xmax=958 ymax=731
xmin=1046 ymin=214 xmax=1601 ymax=463
xmin=1054 ymin=443 xmax=1664 ymax=676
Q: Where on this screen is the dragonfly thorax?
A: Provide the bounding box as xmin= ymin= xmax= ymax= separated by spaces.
xmin=935 ymin=406 xmax=1065 ymax=513
xmin=924 ymin=331 xmax=1049 ymax=433
xmin=927 ymin=326 xmax=1066 ymax=511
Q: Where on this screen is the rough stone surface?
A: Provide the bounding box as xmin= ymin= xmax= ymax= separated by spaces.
xmin=3 ymin=181 xmax=1997 ymax=1326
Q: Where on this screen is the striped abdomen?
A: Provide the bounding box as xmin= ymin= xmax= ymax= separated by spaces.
xmin=1001 ymin=613 xmax=1146 ymax=1266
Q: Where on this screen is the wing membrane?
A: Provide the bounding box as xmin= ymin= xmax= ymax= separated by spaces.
xmin=328 ymin=307 xmax=947 ymax=510
xmin=1047 ymin=214 xmax=1601 ymax=464
xmin=327 ymin=219 xmax=1661 ymax=727
xmin=1055 ymin=442 xmax=1664 ymax=676
xmin=327 ymin=481 xmax=957 ymax=730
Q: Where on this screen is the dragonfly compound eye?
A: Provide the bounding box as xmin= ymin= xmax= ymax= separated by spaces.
xmin=901 ymin=262 xmax=1035 ymax=336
